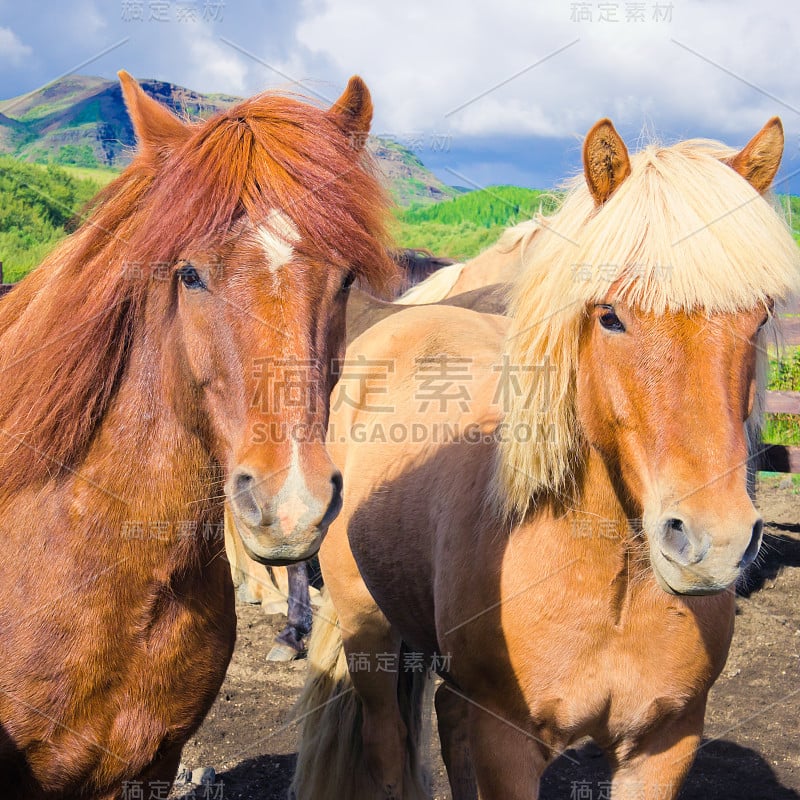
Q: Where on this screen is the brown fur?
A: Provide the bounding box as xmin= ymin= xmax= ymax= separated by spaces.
xmin=224 ymin=283 xmax=510 ymax=615
xmin=0 ymin=73 xmax=394 ymax=798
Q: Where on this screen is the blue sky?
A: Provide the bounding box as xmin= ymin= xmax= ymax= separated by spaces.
xmin=1 ymin=0 xmax=799 ymax=192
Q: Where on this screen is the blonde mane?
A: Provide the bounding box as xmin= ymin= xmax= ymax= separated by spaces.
xmin=494 ymin=138 xmax=800 ymax=519
xmin=395 ymin=262 xmax=465 ymax=304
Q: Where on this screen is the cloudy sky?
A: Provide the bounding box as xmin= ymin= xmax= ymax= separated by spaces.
xmin=1 ymin=0 xmax=799 ymax=191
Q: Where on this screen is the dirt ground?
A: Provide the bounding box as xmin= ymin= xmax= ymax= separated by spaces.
xmin=170 ymin=476 xmax=800 ymax=800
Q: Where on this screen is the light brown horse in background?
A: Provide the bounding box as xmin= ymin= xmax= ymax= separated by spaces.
xmin=394 ymin=215 xmax=537 ymax=304
xmin=0 ymin=72 xmax=394 ymax=798
xmin=292 ymin=118 xmax=800 ymax=799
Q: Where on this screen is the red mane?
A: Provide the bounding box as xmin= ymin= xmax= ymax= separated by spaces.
xmin=0 ymin=91 xmax=395 ymax=498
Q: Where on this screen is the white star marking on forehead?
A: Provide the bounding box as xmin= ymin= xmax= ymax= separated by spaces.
xmin=256 ymin=211 xmax=300 ymax=273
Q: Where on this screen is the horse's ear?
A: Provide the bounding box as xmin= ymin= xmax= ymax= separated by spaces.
xmin=583 ymin=118 xmax=631 ymax=206
xmin=118 ymin=70 xmax=189 ymax=157
xmin=727 ymin=117 xmax=783 ymax=194
xmin=328 ymin=76 xmax=373 ymax=150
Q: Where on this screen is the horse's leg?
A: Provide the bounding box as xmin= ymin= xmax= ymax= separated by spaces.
xmin=468 ymin=703 xmax=546 ymax=799
xmin=435 ymin=683 xmax=478 ymax=800
xmin=337 ymin=623 xmax=407 ymax=798
xmin=608 ymin=702 xmax=705 ymax=800
xmin=268 ymin=562 xmax=312 ymax=662
xmin=329 ymin=563 xmax=412 ymax=797
xmin=116 ymin=743 xmax=183 ymax=800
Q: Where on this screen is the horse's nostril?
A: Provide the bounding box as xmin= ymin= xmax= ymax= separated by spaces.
xmin=232 ymin=470 xmax=256 ymax=499
xmin=660 ymin=517 xmax=692 ymax=562
xmin=740 ymin=518 xmax=764 ymax=568
xmin=229 ymin=468 xmax=267 ymax=528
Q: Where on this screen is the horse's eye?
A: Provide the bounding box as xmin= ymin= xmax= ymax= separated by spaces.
xmin=340 ymin=271 xmax=356 ymax=294
xmin=598 ymin=306 xmax=625 ymax=333
xmin=177 ymin=265 xmax=206 ymax=290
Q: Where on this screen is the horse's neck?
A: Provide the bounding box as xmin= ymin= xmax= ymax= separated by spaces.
xmin=461 ymin=237 xmax=523 ymax=289
xmin=555 ymin=446 xmax=649 ymax=582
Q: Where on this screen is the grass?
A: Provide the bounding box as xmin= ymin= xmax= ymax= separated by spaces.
xmin=392 ymin=218 xmax=513 ymax=261
xmin=0 ymin=156 xmax=104 ymax=280
xmin=58 ymin=165 xmax=119 ymax=186
xmin=763 ymin=345 xmax=800 ymax=447
xmin=393 ymin=185 xmax=559 ymax=260
xmin=763 ymin=417 xmax=800 ymax=448
xmin=759 ymin=472 xmax=800 ymax=492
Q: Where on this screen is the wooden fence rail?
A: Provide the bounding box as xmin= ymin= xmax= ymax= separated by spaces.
xmin=760 ymin=390 xmax=800 ymax=474
xmin=765 ymin=391 xmax=800 ymax=415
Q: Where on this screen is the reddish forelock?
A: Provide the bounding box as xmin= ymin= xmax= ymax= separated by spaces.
xmin=131 ymin=93 xmax=398 ymax=294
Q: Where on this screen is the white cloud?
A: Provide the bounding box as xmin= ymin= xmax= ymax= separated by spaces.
xmin=271 ymin=0 xmax=800 ymax=142
xmin=182 ymin=28 xmax=249 ymax=95
xmin=0 ymin=26 xmax=32 ymax=66
xmin=2 ymin=0 xmax=798 ymax=188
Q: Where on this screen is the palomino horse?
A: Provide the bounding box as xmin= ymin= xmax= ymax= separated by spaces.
xmin=0 ymin=72 xmax=394 ymax=798
xmin=394 ymin=216 xmax=537 ymax=304
xmin=292 ymin=118 xmax=800 ymax=799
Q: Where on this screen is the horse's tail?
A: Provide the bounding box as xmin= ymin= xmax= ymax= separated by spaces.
xmin=395 ymin=262 xmax=465 ymax=305
xmin=291 ymin=590 xmax=433 ymax=800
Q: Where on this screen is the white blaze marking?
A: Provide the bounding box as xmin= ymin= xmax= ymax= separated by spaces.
xmin=256 ymin=210 xmax=300 ymax=273
xmin=276 ymin=439 xmax=313 ymax=533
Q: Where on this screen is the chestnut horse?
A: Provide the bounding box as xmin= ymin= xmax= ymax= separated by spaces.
xmin=292 ymin=118 xmax=800 ymax=799
xmin=0 ymin=72 xmax=394 ymax=798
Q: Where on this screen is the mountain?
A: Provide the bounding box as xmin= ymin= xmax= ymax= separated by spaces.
xmin=370 ymin=138 xmax=458 ymax=206
xmin=0 ymin=75 xmax=456 ymax=206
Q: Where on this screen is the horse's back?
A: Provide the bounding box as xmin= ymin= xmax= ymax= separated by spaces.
xmin=440 ymin=282 xmax=509 ymax=315
xmin=346 ymin=282 xmax=509 ymax=344
xmin=447 ymin=239 xmax=524 ymax=297
xmin=335 ymin=304 xmax=508 ymax=426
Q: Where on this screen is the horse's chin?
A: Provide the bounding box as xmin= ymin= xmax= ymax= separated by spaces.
xmin=231 ymin=512 xmax=324 ymax=566
xmin=649 ymin=550 xmax=735 ymax=597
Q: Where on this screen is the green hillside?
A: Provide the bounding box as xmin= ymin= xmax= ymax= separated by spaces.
xmin=393 ymin=185 xmax=560 ymax=260
xmin=0 ymin=75 xmax=239 ymax=169
xmin=0 ymin=156 xmax=101 ymax=280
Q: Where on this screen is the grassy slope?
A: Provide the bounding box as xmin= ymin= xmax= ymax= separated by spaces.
xmin=58 ymin=165 xmax=119 ymax=186
xmin=393 ymin=185 xmax=560 ymax=261
xmin=0 ymin=156 xmax=101 ymax=280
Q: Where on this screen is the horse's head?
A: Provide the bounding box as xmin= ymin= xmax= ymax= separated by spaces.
xmin=578 ymin=300 xmax=769 ymax=595
xmin=499 ymin=117 xmax=800 ymax=596
xmin=576 ymin=118 xmax=791 ymax=594
xmin=119 ymin=73 xmax=395 ymax=564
